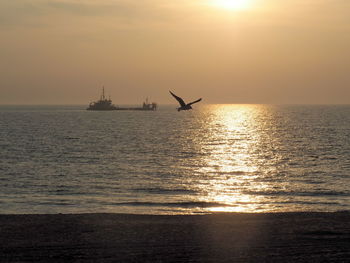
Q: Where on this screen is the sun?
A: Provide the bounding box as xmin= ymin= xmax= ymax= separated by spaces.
xmin=211 ymin=0 xmax=252 ymax=10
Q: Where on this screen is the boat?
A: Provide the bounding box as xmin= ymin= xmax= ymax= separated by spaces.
xmin=87 ymin=87 xmax=157 ymax=111
xmin=87 ymin=87 xmax=118 ymax=111
xmin=115 ymin=98 xmax=157 ymax=111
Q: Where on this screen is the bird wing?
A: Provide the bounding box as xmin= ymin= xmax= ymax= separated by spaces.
xmin=188 ymin=98 xmax=202 ymax=106
xmin=169 ymin=91 xmax=186 ymax=107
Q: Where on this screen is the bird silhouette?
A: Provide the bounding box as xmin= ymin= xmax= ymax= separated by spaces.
xmin=169 ymin=91 xmax=202 ymax=111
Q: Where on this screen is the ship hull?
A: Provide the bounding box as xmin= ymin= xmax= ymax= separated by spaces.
xmin=87 ymin=107 xmax=156 ymax=111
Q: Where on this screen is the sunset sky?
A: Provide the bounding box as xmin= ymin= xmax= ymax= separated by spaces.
xmin=1 ymin=0 xmax=349 ymax=104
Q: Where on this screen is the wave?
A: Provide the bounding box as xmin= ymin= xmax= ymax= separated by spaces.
xmin=110 ymin=201 xmax=231 ymax=208
xmin=242 ymin=190 xmax=350 ymax=197
xmin=131 ymin=187 xmax=197 ymax=195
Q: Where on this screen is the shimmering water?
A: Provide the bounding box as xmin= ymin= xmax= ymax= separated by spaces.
xmin=0 ymin=105 xmax=349 ymax=214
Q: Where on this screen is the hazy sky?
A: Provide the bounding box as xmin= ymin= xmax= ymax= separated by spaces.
xmin=1 ymin=0 xmax=349 ymax=104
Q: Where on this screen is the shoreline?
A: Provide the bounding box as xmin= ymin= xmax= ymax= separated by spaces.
xmin=1 ymin=212 xmax=349 ymax=262
xmin=1 ymin=210 xmax=349 ymax=214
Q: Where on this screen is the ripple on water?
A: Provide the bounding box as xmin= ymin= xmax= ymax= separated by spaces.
xmin=0 ymin=105 xmax=349 ymax=214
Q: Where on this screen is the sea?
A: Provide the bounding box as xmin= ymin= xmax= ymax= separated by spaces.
xmin=0 ymin=105 xmax=349 ymax=214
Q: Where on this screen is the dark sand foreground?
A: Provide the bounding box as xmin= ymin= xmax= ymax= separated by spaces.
xmin=1 ymin=212 xmax=349 ymax=262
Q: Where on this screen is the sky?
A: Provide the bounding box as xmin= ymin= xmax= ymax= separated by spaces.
xmin=0 ymin=0 xmax=349 ymax=104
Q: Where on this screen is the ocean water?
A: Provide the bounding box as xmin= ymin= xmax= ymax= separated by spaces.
xmin=0 ymin=105 xmax=349 ymax=214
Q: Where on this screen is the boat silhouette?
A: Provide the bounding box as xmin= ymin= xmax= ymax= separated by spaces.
xmin=87 ymin=87 xmax=157 ymax=111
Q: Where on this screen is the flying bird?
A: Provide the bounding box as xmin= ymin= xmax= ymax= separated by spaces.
xmin=169 ymin=91 xmax=202 ymax=111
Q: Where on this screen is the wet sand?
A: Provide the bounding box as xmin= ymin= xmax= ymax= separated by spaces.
xmin=1 ymin=212 xmax=349 ymax=262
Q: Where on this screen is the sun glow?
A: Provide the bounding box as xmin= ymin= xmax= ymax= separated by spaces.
xmin=211 ymin=0 xmax=252 ymax=10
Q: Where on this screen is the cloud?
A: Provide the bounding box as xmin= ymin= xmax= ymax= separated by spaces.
xmin=0 ymin=0 xmax=197 ymax=28
xmin=0 ymin=1 xmax=47 ymax=27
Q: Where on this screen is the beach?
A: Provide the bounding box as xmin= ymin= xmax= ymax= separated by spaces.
xmin=1 ymin=212 xmax=349 ymax=262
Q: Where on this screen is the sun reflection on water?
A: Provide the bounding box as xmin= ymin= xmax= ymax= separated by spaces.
xmin=196 ymin=104 xmax=271 ymax=213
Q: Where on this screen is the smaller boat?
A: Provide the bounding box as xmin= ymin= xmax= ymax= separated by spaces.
xmin=116 ymin=98 xmax=157 ymax=111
